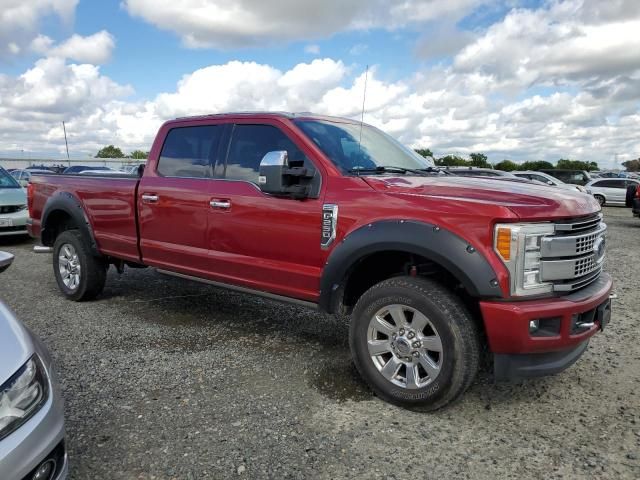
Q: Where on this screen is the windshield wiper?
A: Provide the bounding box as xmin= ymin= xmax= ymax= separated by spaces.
xmin=417 ymin=166 xmax=453 ymax=175
xmin=348 ymin=165 xmax=448 ymax=176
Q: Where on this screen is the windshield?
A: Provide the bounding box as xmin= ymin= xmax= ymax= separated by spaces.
xmin=295 ymin=120 xmax=434 ymax=173
xmin=0 ymin=168 xmax=20 ymax=188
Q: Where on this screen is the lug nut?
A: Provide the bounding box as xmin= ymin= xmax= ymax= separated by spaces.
xmin=392 ymin=333 xmax=397 ymax=340
xmin=413 ymin=351 xmax=420 ymax=358
xmin=407 ymin=332 xmax=415 ymax=339
xmin=412 ymin=341 xmax=421 ymax=348
xmin=399 ymin=328 xmax=405 ymax=335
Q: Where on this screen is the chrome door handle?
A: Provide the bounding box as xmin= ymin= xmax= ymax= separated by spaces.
xmin=210 ymin=200 xmax=231 ymax=209
xmin=142 ymin=194 xmax=159 ymax=203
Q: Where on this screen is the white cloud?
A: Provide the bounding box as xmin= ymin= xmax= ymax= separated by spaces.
xmin=45 ymin=31 xmax=116 ymax=64
xmin=123 ymin=0 xmax=484 ymax=48
xmin=304 ymin=44 xmax=321 ymax=55
xmin=0 ymin=0 xmax=78 ymax=59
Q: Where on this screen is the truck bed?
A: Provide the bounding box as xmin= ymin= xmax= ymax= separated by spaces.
xmin=29 ymin=173 xmax=142 ymax=262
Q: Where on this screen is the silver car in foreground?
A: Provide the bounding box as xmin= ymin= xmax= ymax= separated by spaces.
xmin=0 ymin=251 xmax=67 ymax=480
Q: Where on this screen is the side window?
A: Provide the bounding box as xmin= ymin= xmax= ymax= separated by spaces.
xmin=612 ymin=180 xmax=627 ymax=189
xmin=158 ymin=126 xmax=221 ymax=178
xmin=532 ymin=174 xmax=550 ymax=183
xmin=225 ymin=124 xmax=310 ymax=183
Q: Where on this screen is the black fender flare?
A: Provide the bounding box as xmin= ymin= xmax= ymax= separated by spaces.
xmin=318 ymin=220 xmax=503 ymax=313
xmin=41 ymin=191 xmax=99 ymax=255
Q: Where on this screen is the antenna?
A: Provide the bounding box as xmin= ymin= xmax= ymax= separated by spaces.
xmin=358 ymin=65 xmax=369 ymax=151
xmin=62 ymin=121 xmax=71 ymax=167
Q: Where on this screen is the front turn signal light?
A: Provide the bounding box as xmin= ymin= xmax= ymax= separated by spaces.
xmin=496 ymin=227 xmax=512 ymax=261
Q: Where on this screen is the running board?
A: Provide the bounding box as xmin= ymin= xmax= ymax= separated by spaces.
xmin=33 ymin=246 xmax=53 ymax=253
xmin=156 ymin=269 xmax=318 ymax=310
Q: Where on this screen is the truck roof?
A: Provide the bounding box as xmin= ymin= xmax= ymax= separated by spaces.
xmin=173 ymin=111 xmax=359 ymax=124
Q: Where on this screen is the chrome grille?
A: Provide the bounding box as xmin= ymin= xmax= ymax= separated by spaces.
xmin=540 ymin=214 xmax=606 ymax=293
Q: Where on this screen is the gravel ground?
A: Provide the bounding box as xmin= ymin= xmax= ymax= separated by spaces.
xmin=1 ymin=206 xmax=639 ymax=479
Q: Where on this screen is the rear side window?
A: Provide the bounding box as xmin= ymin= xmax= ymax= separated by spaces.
xmin=225 ymin=124 xmax=309 ymax=183
xmin=596 ymin=180 xmax=624 ymax=188
xmin=158 ymin=126 xmax=221 ymax=178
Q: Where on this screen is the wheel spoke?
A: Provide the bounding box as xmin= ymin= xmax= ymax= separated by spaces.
xmin=411 ymin=311 xmax=430 ymax=332
xmin=372 ymin=315 xmax=395 ymax=336
xmin=59 ymin=256 xmax=70 ymax=266
xmin=367 ymin=339 xmax=391 ymax=356
xmin=419 ymin=354 xmax=440 ymax=379
xmin=405 ymin=364 xmax=419 ymax=389
xmin=421 ymin=335 xmax=442 ymax=353
xmin=63 ymin=245 xmax=72 ymax=258
xmin=387 ymin=305 xmax=407 ymax=327
xmin=380 ymin=356 xmax=401 ymax=381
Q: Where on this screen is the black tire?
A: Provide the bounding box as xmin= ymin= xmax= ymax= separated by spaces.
xmin=350 ymin=276 xmax=481 ymax=411
xmin=594 ymin=194 xmax=605 ymax=206
xmin=53 ymin=230 xmax=107 ymax=301
xmin=626 ymin=185 xmax=636 ymax=208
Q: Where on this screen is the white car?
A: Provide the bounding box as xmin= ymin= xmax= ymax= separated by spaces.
xmin=512 ymin=171 xmax=588 ymax=193
xmin=585 ymin=178 xmax=640 ymax=206
xmin=0 ymin=167 xmax=28 ymax=237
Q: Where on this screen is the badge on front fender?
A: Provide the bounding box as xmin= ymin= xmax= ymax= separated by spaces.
xmin=321 ymin=204 xmax=338 ymax=249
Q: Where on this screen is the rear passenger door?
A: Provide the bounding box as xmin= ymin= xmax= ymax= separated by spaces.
xmin=205 ymin=121 xmax=325 ymax=302
xmin=138 ymin=124 xmax=224 ymax=276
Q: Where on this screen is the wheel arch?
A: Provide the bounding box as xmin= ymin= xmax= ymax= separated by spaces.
xmin=41 ymin=191 xmax=99 ymax=255
xmin=318 ymin=220 xmax=503 ymax=314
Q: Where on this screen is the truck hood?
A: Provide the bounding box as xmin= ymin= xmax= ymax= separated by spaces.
xmin=362 ymin=175 xmax=601 ymax=220
xmin=0 ymin=187 xmax=27 ymax=206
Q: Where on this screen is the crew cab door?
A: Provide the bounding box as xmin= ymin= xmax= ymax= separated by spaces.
xmin=138 ymin=124 xmax=224 ymax=276
xmin=205 ymin=121 xmax=325 ymax=302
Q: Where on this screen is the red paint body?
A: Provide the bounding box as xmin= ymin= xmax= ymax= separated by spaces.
xmin=28 ymin=113 xmax=611 ymax=356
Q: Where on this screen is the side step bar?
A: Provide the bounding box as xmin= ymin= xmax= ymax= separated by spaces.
xmin=156 ymin=269 xmax=318 ymax=310
xmin=33 ymin=246 xmax=53 ymax=254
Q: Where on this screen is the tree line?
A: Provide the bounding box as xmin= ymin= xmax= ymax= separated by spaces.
xmin=96 ymin=145 xmax=148 ymax=159
xmin=414 ymin=149 xmax=600 ymax=171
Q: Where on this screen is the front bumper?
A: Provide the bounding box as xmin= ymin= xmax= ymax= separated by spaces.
xmin=0 ymin=209 xmax=28 ymax=236
xmin=480 ymin=272 xmax=613 ymax=380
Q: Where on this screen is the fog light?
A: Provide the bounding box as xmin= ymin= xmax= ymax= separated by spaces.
xmin=529 ymin=320 xmax=540 ymax=333
xmin=32 ymin=459 xmax=56 ymax=480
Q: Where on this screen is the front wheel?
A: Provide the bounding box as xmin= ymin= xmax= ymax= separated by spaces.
xmin=350 ymin=276 xmax=480 ymax=410
xmin=53 ymin=230 xmax=107 ymax=301
xmin=594 ymin=194 xmax=605 ymax=206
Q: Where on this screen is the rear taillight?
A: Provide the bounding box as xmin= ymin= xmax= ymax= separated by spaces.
xmin=27 ymin=183 xmax=34 ymax=218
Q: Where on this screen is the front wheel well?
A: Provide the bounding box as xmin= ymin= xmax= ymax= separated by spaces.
xmin=339 ymin=250 xmax=473 ymax=314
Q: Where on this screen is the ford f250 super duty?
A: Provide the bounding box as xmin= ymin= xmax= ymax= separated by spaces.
xmin=27 ymin=112 xmax=613 ymax=410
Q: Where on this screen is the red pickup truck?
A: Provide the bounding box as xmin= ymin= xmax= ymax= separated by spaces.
xmin=28 ymin=112 xmax=613 ymax=410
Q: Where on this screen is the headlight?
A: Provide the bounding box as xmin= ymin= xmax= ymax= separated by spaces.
xmin=18 ymin=204 xmax=28 ymax=211
xmin=0 ymin=356 xmax=48 ymax=440
xmin=494 ymin=223 xmax=555 ymax=297
xmin=576 ymin=186 xmax=587 ymax=193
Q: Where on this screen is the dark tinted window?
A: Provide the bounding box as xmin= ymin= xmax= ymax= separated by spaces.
xmin=595 ymin=180 xmax=624 ymax=188
xmin=158 ymin=126 xmax=221 ymax=178
xmin=225 ymin=124 xmax=309 ymax=183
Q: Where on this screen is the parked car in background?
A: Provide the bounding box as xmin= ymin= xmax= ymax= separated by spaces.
xmin=0 ymin=167 xmax=29 ymax=236
xmin=122 ymin=164 xmax=145 ymax=175
xmin=61 ymin=165 xmax=113 ymax=175
xmin=586 ymin=178 xmax=640 ymax=206
xmin=10 ymin=169 xmax=54 ymax=187
xmin=540 ymin=169 xmax=592 ymax=186
xmin=512 ymin=171 xmax=589 ymax=193
xmin=446 ymin=167 xmax=516 ymax=178
xmin=0 ymin=251 xmax=67 ymax=480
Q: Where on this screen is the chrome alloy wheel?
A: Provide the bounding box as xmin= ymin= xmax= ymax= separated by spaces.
xmin=58 ymin=243 xmax=81 ymax=290
xmin=367 ymin=304 xmax=443 ymax=389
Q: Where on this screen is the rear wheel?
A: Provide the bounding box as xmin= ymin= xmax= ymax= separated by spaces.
xmin=53 ymin=230 xmax=107 ymax=301
xmin=594 ymin=194 xmax=605 ymax=206
xmin=350 ymin=276 xmax=480 ymax=410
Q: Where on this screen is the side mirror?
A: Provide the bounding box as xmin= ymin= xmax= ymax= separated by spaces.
xmin=19 ymin=179 xmax=28 ymax=187
xmin=258 ymin=151 xmax=313 ymax=199
xmin=0 ymin=251 xmax=14 ymax=274
xmin=547 ymin=180 xmax=554 ymax=185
